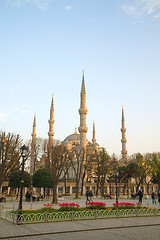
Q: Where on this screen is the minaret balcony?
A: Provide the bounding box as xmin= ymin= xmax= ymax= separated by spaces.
xmin=121 ymin=139 xmax=127 ymax=143
xmin=79 ymin=108 xmax=88 ymax=114
xmin=48 ymin=119 xmax=55 ymax=124
xmin=78 ymin=126 xmax=88 ymax=133
xmin=121 ymin=128 xmax=126 ymax=132
xmin=31 ymin=133 xmax=36 ymax=137
xmin=48 ymin=132 xmax=54 ymax=136
xmin=121 ymin=150 xmax=128 ymax=155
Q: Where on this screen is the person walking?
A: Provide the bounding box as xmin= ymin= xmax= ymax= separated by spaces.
xmin=136 ymin=190 xmax=143 ymax=204
xmin=151 ymin=192 xmax=156 ymax=204
xmin=158 ymin=191 xmax=160 ymax=205
xmin=89 ymin=190 xmax=93 ymax=202
xmin=86 ymin=189 xmax=90 ymax=203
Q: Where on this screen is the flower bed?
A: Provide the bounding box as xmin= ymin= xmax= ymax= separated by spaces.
xmin=4 ymin=207 xmax=160 ymax=224
xmin=112 ymin=202 xmax=141 ymax=209
xmin=86 ymin=202 xmax=106 ymax=209
xmin=59 ymin=203 xmax=80 ymax=211
xmin=3 ymin=201 xmax=160 ymax=224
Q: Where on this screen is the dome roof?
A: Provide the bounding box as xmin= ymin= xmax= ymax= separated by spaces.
xmin=64 ymin=134 xmax=80 ymax=142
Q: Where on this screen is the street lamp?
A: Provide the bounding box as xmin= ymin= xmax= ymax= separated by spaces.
xmin=114 ymin=168 xmax=119 ymax=204
xmin=17 ymin=144 xmax=28 ymax=225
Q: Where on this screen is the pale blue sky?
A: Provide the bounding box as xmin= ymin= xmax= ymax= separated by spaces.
xmin=0 ymin=0 xmax=160 ymax=157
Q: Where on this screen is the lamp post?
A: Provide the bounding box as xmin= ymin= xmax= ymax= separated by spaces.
xmin=17 ymin=144 xmax=28 ymax=225
xmin=114 ymin=168 xmax=119 ymax=204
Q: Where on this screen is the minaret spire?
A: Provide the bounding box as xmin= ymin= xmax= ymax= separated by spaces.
xmin=48 ymin=94 xmax=55 ymax=147
xmin=121 ymin=105 xmax=127 ymax=161
xmin=92 ymin=121 xmax=96 ymax=144
xmin=30 ymin=114 xmax=36 ymax=176
xmin=78 ymin=70 xmax=88 ymax=149
xmin=81 ymin=70 xmax=85 ymax=93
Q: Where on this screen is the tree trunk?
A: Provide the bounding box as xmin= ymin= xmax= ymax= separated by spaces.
xmin=64 ymin=178 xmax=67 ymax=195
xmin=101 ymin=177 xmax=105 ymax=197
xmin=81 ymin=179 xmax=84 ymax=196
xmin=44 ymin=187 xmax=45 ymax=199
xmin=52 ymin=182 xmax=58 ymax=204
xmin=96 ymin=182 xmax=99 ymax=197
xmin=0 ymin=183 xmax=2 ymax=195
xmin=96 ymin=175 xmax=100 ymax=197
xmin=75 ymin=181 xmax=79 ymax=198
xmin=118 ymin=180 xmax=122 ymax=196
xmin=127 ymin=181 xmax=129 ymax=198
xmin=158 ymin=182 xmax=160 ymax=192
xmin=101 ymin=182 xmax=104 ymax=197
xmin=81 ymin=169 xmax=86 ymax=195
xmin=109 ymin=181 xmax=111 ymax=195
xmin=16 ymin=187 xmax=19 ymax=200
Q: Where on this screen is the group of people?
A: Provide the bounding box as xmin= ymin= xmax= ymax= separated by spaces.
xmin=104 ymin=193 xmax=112 ymax=199
xmin=0 ymin=193 xmax=6 ymax=202
xmin=25 ymin=191 xmax=43 ymax=202
xmin=151 ymin=191 xmax=160 ymax=204
xmin=131 ymin=190 xmax=160 ymax=204
xmin=86 ymin=189 xmax=93 ymax=203
xmin=85 ymin=189 xmax=160 ymax=205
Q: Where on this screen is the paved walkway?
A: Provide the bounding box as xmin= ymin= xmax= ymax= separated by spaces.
xmin=1 ymin=196 xmax=160 ymax=240
xmin=0 ymin=196 xmax=159 ymax=211
xmin=0 ymin=216 xmax=160 ymax=239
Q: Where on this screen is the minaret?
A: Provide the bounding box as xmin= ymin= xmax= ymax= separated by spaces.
xmin=92 ymin=121 xmax=96 ymax=144
xmin=30 ymin=114 xmax=36 ymax=176
xmin=78 ymin=71 xmax=88 ymax=149
xmin=121 ymin=106 xmax=127 ymax=160
xmin=74 ymin=127 xmax=78 ymax=134
xmin=48 ymin=94 xmax=55 ymax=148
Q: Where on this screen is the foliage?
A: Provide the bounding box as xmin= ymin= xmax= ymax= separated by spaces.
xmin=93 ymin=148 xmax=111 ymax=196
xmin=148 ymin=153 xmax=160 ymax=189
xmin=9 ymin=170 xmax=31 ymax=188
xmin=49 ymin=144 xmax=71 ymax=203
xmin=33 ymin=168 xmax=52 ymax=188
xmin=0 ymin=132 xmax=22 ymax=192
xmin=70 ymin=148 xmax=86 ymax=198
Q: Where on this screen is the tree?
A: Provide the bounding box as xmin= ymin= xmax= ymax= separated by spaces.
xmin=128 ymin=153 xmax=147 ymax=191
xmin=0 ymin=132 xmax=22 ymax=194
xmin=28 ymin=137 xmax=49 ymax=175
xmin=33 ymin=168 xmax=52 ymax=197
xmin=9 ymin=170 xmax=31 ymax=188
xmin=70 ymin=148 xmax=86 ymax=198
xmin=94 ymin=148 xmax=111 ymax=197
xmin=148 ymin=153 xmax=160 ymax=191
xmin=49 ymin=144 xmax=70 ymax=203
xmin=80 ymin=148 xmax=95 ymax=196
xmin=9 ymin=170 xmax=31 ymax=198
xmin=117 ymin=162 xmax=140 ymax=195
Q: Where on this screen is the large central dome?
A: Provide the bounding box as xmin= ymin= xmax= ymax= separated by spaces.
xmin=64 ymin=133 xmax=80 ymax=142
xmin=62 ymin=131 xmax=81 ymax=150
xmin=62 ymin=128 xmax=89 ymax=150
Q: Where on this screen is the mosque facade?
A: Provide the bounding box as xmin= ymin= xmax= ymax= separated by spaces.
xmin=1 ymin=73 xmax=158 ymax=196
xmin=28 ymin=72 xmax=143 ymax=196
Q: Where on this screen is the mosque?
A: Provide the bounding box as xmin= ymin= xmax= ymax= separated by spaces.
xmin=30 ymin=71 xmax=128 ymax=195
xmin=1 ymin=72 xmax=158 ymax=197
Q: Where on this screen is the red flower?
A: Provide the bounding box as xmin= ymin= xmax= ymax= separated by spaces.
xmin=85 ymin=202 xmax=106 ymax=206
xmin=59 ymin=203 xmax=80 ymax=208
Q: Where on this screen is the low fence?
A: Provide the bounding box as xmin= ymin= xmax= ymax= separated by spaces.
xmin=1 ymin=208 xmax=160 ymax=224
